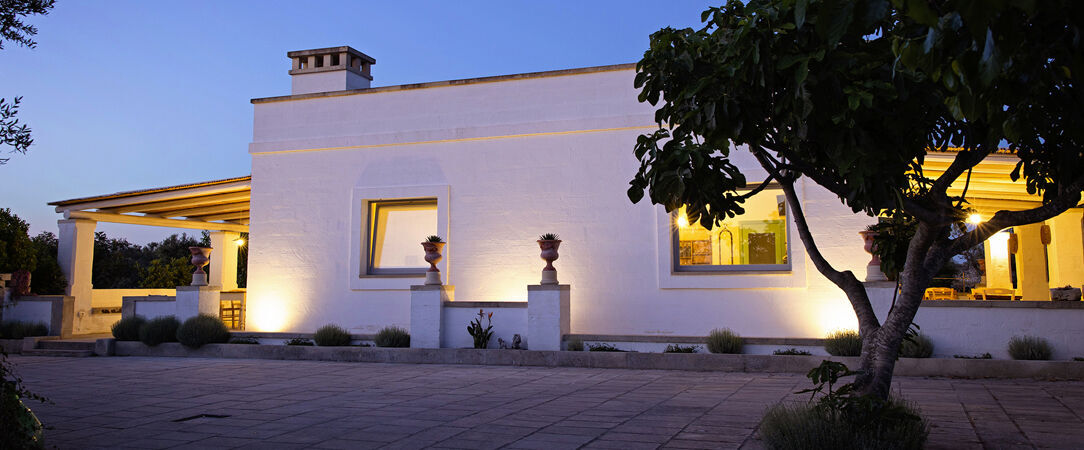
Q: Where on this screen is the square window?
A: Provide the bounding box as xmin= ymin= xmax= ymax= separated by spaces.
xmin=366 ymin=199 xmax=437 ymax=275
xmin=673 ymin=187 xmax=790 ymax=272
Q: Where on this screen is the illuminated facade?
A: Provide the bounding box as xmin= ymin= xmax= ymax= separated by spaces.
xmin=30 ymin=46 xmax=1084 ymax=359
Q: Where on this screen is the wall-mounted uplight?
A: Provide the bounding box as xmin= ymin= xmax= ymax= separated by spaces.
xmin=967 ymin=213 xmax=983 ymax=225
xmin=233 ymin=238 xmax=246 ymax=246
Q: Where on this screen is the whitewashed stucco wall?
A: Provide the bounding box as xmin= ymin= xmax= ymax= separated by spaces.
xmin=246 ymin=67 xmax=874 ymax=339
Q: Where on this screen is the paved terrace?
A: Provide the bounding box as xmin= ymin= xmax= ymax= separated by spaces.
xmin=10 ymin=356 xmax=1084 ymax=449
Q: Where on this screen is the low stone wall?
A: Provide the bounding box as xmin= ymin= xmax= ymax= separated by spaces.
xmin=2 ymin=295 xmax=74 ymax=337
xmin=0 ymin=339 xmax=22 ymax=354
xmin=107 ymin=340 xmax=1084 ymax=380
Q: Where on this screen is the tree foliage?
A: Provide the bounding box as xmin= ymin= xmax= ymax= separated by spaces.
xmin=0 ymin=0 xmax=55 ymax=165
xmin=631 ymin=0 xmax=1084 ymax=398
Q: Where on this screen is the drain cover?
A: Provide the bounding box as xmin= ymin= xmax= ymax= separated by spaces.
xmin=173 ymin=414 xmax=231 ymax=423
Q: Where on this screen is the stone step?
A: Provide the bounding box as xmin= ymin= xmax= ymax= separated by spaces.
xmin=38 ymin=340 xmax=96 ymax=351
xmin=22 ymin=349 xmax=94 ymax=357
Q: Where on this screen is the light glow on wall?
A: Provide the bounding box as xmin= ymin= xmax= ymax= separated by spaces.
xmin=817 ymin=299 xmax=859 ymax=336
xmin=248 ymin=293 xmax=291 ymax=332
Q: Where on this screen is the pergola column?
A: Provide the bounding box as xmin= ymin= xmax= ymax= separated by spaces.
xmin=1047 ymin=209 xmax=1084 ymax=288
xmin=58 ymin=218 xmax=96 ymax=333
xmin=1015 ymin=223 xmax=1049 ymax=300
xmin=208 ymin=231 xmax=240 ymax=290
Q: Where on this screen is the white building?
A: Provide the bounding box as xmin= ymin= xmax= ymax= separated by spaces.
xmin=20 ymin=46 xmax=1084 ymax=359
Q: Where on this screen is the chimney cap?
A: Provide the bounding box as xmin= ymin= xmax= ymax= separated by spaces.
xmin=287 ymin=46 xmax=375 ymax=64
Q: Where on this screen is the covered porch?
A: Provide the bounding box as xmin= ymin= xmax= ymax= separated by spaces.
xmin=45 ymin=176 xmax=251 ymax=336
xmin=920 ymin=153 xmax=1084 ymax=301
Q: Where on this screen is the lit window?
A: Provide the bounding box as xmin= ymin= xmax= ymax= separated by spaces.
xmin=366 ymin=199 xmax=437 ymax=275
xmin=673 ymin=187 xmax=789 ymax=271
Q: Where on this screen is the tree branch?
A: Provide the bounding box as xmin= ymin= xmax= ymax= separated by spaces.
xmin=930 ymin=146 xmax=994 ymax=195
xmin=751 ymin=147 xmax=882 ymax=332
xmin=947 ymin=173 xmax=1084 ymax=256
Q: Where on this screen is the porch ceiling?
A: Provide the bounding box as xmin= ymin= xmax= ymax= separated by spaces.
xmin=920 ymin=153 xmax=1083 ymax=215
xmin=49 ymin=176 xmax=251 ymax=232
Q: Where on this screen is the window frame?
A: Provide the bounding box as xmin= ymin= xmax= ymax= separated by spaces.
xmin=349 ymin=185 xmax=449 ymax=291
xmin=364 ymin=198 xmax=438 ymax=276
xmin=670 ymin=183 xmax=792 ymax=274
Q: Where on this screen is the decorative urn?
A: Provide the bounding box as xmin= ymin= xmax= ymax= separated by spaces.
xmin=421 ymin=238 xmax=446 ymax=285
xmin=537 ymin=234 xmax=562 ymax=285
xmin=858 ymin=230 xmax=887 ymax=282
xmin=188 ymin=246 xmax=213 ymax=286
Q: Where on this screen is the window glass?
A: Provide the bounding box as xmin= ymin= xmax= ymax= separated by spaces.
xmin=368 ymin=199 xmax=437 ymax=273
xmin=675 ymin=188 xmax=789 ymax=270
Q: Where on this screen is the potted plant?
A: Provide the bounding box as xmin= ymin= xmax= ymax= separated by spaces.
xmin=467 ymin=309 xmax=494 ymax=349
xmin=1050 ymin=285 xmax=1082 ymax=301
xmin=421 ymin=235 xmax=445 ymax=285
xmin=537 ymin=233 xmax=561 ymax=285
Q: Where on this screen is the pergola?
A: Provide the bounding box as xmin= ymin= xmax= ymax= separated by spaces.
xmin=921 ymin=153 xmax=1084 ymax=300
xmin=48 ymin=176 xmax=250 ymax=334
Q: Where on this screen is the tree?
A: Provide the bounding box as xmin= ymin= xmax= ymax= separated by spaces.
xmin=29 ymin=231 xmax=65 ymax=294
xmin=0 ymin=208 xmax=35 ymax=273
xmin=0 ymin=0 xmax=55 ymax=165
xmin=630 ymin=0 xmax=1083 ymax=399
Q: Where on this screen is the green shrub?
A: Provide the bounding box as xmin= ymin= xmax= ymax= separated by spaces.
xmin=664 ymin=344 xmax=700 ymax=353
xmin=823 ymin=330 xmax=862 ymax=357
xmin=759 ymin=400 xmax=928 ymax=450
xmin=374 ymin=326 xmax=410 ymax=348
xmin=313 ymin=324 xmax=353 ymax=346
xmin=565 ymin=338 xmax=583 ymax=351
xmin=228 ymin=337 xmax=260 ymax=344
xmin=0 ymin=321 xmax=49 ymax=339
xmin=706 ymin=328 xmax=742 ymax=354
xmin=139 ymin=316 xmax=180 ymax=346
xmin=1074 ymin=357 xmax=1084 ymax=362
xmin=774 ymin=348 xmax=812 ymax=356
xmin=284 ymin=337 xmax=314 ymax=346
xmin=1008 ymin=336 xmax=1052 ymax=360
xmin=109 ymin=316 xmax=146 ymax=342
xmin=111 ymin=316 xmax=146 ymax=341
xmin=899 ymin=334 xmax=934 ymax=358
xmin=176 ymin=314 xmax=230 ymax=349
xmin=587 ymin=343 xmax=626 ymax=352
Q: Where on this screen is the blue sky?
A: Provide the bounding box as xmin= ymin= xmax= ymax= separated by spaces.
xmin=1 ymin=1 xmax=715 ymax=243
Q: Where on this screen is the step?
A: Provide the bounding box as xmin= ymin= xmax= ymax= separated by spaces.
xmin=22 ymin=349 xmax=94 ymax=357
xmin=38 ymin=341 xmax=96 ymax=351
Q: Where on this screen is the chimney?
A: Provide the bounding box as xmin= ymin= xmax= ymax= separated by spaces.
xmin=287 ymin=46 xmax=376 ymax=95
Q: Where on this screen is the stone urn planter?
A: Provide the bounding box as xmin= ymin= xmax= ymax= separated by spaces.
xmin=538 ymin=233 xmax=561 ymax=285
xmin=188 ymin=246 xmax=213 ymax=286
xmin=1050 ymin=286 xmax=1082 ymax=301
xmin=858 ymin=230 xmax=887 ymax=282
xmin=421 ymin=236 xmax=445 ymax=285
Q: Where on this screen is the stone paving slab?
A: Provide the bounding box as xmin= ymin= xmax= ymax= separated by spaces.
xmin=9 ymin=356 xmax=1084 ymax=449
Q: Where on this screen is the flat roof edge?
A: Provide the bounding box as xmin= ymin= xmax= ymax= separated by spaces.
xmin=251 ymin=62 xmax=637 ymax=104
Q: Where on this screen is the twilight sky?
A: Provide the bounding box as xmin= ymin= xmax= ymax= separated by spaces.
xmin=0 ymin=1 xmax=714 ymax=243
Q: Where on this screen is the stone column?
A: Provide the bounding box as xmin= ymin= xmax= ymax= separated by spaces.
xmin=1047 ymin=210 xmax=1084 ymax=288
xmin=527 ymin=284 xmax=570 ymax=351
xmin=208 ymin=231 xmax=240 ymax=291
xmin=175 ymin=286 xmax=221 ymax=323
xmin=410 ymin=285 xmax=453 ymax=348
xmin=1015 ymin=223 xmax=1049 ymax=300
xmin=57 ymin=219 xmax=96 ymax=333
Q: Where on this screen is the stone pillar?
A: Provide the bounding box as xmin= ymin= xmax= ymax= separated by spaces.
xmin=175 ymin=285 xmax=221 ymax=323
xmin=58 ymin=219 xmax=96 ymax=333
xmin=1047 ymin=210 xmax=1084 ymax=288
xmin=527 ymin=284 xmax=570 ymax=351
xmin=984 ymin=232 xmax=1013 ymax=290
xmin=208 ymin=231 xmax=240 ymax=290
xmin=1015 ymin=223 xmax=1049 ymax=300
xmin=409 ymin=285 xmax=453 ymax=348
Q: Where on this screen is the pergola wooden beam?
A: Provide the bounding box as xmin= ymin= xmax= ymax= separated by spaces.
xmin=64 ymin=211 xmax=248 ymax=232
xmin=100 ymin=191 xmax=250 ymax=214
xmin=53 ymin=180 xmax=250 ymax=213
xmin=188 ymin=211 xmax=249 ymax=222
xmin=156 ymin=201 xmax=250 ymax=219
